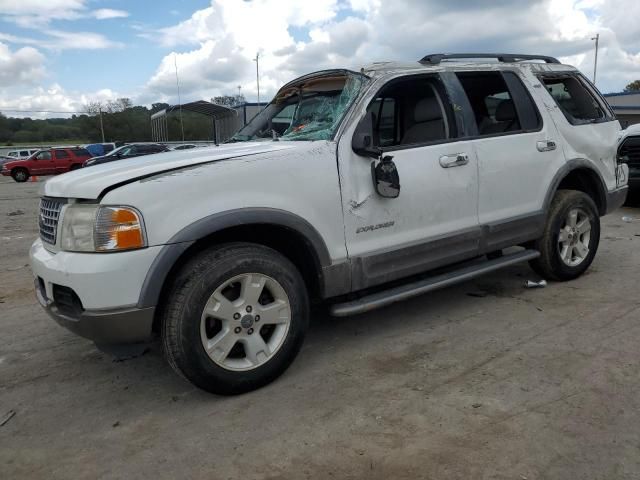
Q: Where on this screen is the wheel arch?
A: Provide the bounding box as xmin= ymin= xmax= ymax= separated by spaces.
xmin=137 ymin=208 xmax=342 ymax=317
xmin=544 ymin=159 xmax=608 ymax=216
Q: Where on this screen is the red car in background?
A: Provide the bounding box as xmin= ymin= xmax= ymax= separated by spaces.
xmin=1 ymin=147 xmax=92 ymax=182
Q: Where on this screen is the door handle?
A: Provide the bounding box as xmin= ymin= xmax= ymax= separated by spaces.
xmin=536 ymin=140 xmax=556 ymax=152
xmin=439 ymin=153 xmax=469 ymax=168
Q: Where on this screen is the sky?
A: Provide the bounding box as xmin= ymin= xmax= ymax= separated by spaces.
xmin=0 ymin=0 xmax=639 ymax=118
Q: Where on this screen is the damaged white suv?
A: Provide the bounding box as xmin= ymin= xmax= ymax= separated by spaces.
xmin=31 ymin=53 xmax=628 ymax=394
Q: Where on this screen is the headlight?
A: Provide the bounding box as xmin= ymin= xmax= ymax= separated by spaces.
xmin=60 ymin=205 xmax=146 ymax=252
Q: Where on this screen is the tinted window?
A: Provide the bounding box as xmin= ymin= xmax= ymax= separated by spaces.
xmin=20 ymin=150 xmax=29 ymax=156
xmin=72 ymin=148 xmax=90 ymax=156
xmin=54 ymin=150 xmax=69 ymax=159
xmin=102 ymin=144 xmax=114 ymax=153
xmin=458 ymin=72 xmax=521 ymax=136
xmin=366 ymin=76 xmax=454 ymax=147
xmin=120 ymin=146 xmax=136 ymax=156
xmin=540 ymin=74 xmax=611 ymax=124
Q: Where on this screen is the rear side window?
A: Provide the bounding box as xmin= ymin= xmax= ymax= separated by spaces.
xmin=456 ymin=71 xmax=541 ymax=136
xmin=54 ymin=149 xmax=69 ymax=159
xmin=72 ymin=148 xmax=90 ymax=156
xmin=540 ymin=74 xmax=613 ymax=125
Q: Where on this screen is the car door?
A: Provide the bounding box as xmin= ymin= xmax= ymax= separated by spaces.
xmin=52 ymin=149 xmax=72 ymax=173
xmin=452 ymin=69 xmax=566 ymax=251
xmin=338 ymin=73 xmax=480 ymax=291
xmin=32 ymin=151 xmax=55 ymax=174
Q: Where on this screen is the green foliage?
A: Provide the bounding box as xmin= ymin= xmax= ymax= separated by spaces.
xmin=624 ymin=80 xmax=640 ymax=92
xmin=0 ymin=98 xmax=232 ymax=144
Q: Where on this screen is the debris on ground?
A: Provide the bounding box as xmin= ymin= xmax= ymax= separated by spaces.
xmin=1 ymin=409 xmax=16 ymax=427
xmin=472 ymin=403 xmax=482 ymax=408
xmin=7 ymin=264 xmax=28 ymax=271
xmin=525 ymin=280 xmax=547 ymax=288
xmin=467 ymin=291 xmax=488 ymax=298
xmin=6 ymin=210 xmax=24 ymax=216
xmin=622 ymin=216 xmax=634 ymax=222
xmin=112 ymin=421 xmax=120 ymax=428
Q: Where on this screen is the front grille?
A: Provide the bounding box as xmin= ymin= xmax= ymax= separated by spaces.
xmin=619 ymin=136 xmax=640 ymax=167
xmin=39 ymin=198 xmax=64 ymax=245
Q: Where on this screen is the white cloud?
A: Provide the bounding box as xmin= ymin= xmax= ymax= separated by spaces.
xmin=43 ymin=29 xmax=124 ymax=50
xmin=0 ymin=83 xmax=120 ymax=118
xmin=91 ymin=8 xmax=129 ymax=20
xmin=0 ymin=42 xmax=45 ymax=87
xmin=0 ymin=0 xmax=129 ymax=26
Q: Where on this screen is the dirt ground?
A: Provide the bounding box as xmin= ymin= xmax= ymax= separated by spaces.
xmin=1 ymin=174 xmax=640 ymax=480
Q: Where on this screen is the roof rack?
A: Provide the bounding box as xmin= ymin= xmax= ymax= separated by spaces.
xmin=419 ymin=53 xmax=560 ymax=65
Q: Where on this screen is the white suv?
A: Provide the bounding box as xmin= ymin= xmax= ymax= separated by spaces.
xmin=30 ymin=53 xmax=628 ymax=394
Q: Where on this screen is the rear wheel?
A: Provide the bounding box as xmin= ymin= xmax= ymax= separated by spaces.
xmin=70 ymin=164 xmax=82 ymax=170
xmin=11 ymin=168 xmax=29 ymax=182
xmin=529 ymin=190 xmax=600 ymax=281
xmin=161 ymin=243 xmax=309 ymax=395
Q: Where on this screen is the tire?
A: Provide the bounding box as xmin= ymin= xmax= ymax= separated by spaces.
xmin=70 ymin=164 xmax=82 ymax=170
xmin=529 ymin=190 xmax=600 ymax=281
xmin=161 ymin=242 xmax=309 ymax=395
xmin=11 ymin=168 xmax=29 ymax=182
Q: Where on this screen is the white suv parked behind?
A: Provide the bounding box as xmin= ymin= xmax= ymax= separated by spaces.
xmin=30 ymin=53 xmax=628 ymax=394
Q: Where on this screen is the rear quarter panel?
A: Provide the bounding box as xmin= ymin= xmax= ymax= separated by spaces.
xmin=526 ymin=66 xmax=622 ymax=191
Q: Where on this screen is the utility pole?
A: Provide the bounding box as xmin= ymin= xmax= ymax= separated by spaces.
xmin=253 ymin=52 xmax=260 ymax=105
xmin=174 ymin=53 xmax=185 ymax=141
xmin=98 ymin=108 xmax=105 ymax=142
xmin=591 ymin=33 xmax=599 ymax=85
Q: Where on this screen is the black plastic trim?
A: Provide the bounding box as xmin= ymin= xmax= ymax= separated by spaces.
xmin=137 ymin=208 xmax=334 ymax=308
xmin=331 ymin=249 xmax=541 ymax=316
xmin=420 ymin=53 xmax=560 ymax=65
xmin=351 ymin=226 xmax=482 ymax=291
xmin=605 ymin=186 xmax=628 ymax=214
xmin=543 ymin=159 xmax=608 ymax=216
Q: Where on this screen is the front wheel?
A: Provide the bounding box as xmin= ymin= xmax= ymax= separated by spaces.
xmin=161 ymin=243 xmax=309 ymax=395
xmin=529 ymin=190 xmax=600 ymax=281
xmin=11 ymin=168 xmax=29 ymax=182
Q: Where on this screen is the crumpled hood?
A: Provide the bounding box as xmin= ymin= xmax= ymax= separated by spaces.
xmin=41 ymin=141 xmax=299 ymax=199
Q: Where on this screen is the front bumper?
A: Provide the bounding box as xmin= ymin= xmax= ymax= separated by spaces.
xmin=30 ymin=238 xmax=162 ymax=345
xmin=35 ymin=280 xmax=154 ymax=345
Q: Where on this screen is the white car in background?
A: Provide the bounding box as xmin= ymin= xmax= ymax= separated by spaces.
xmin=6 ymin=148 xmax=40 ymax=160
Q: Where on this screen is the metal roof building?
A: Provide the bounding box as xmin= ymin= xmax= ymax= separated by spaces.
xmin=150 ymin=100 xmax=267 ymax=144
xmin=603 ymin=92 xmax=640 ymax=128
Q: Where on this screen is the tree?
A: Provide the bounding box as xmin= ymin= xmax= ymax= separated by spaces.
xmin=212 ymin=94 xmax=246 ymax=107
xmin=624 ymin=80 xmax=640 ymax=92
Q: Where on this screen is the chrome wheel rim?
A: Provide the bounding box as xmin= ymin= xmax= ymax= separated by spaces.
xmin=558 ymin=208 xmax=591 ymax=267
xmin=200 ymin=273 xmax=291 ymax=371
xmin=15 ymin=171 xmax=26 ymax=181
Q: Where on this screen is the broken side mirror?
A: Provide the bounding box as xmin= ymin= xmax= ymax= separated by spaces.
xmin=352 ymin=112 xmax=380 ymax=158
xmin=371 ymin=155 xmax=400 ymax=198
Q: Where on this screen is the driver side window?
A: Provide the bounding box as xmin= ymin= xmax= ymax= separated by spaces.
xmin=36 ymin=151 xmax=52 ymax=161
xmin=366 ymin=76 xmax=455 ymax=148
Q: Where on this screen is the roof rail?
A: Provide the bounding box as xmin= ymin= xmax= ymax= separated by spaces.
xmin=419 ymin=53 xmax=560 ymax=65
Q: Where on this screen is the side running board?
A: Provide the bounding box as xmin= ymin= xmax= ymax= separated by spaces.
xmin=330 ymin=249 xmax=540 ymax=317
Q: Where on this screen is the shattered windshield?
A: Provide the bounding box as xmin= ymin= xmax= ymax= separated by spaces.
xmin=231 ymin=72 xmax=367 ymax=142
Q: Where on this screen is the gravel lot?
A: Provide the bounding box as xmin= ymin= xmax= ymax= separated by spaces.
xmin=1 ymin=175 xmax=640 ymax=479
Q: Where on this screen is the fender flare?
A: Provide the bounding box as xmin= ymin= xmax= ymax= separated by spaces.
xmin=543 ymin=158 xmax=608 ymax=215
xmin=137 ymin=208 xmax=331 ymax=309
